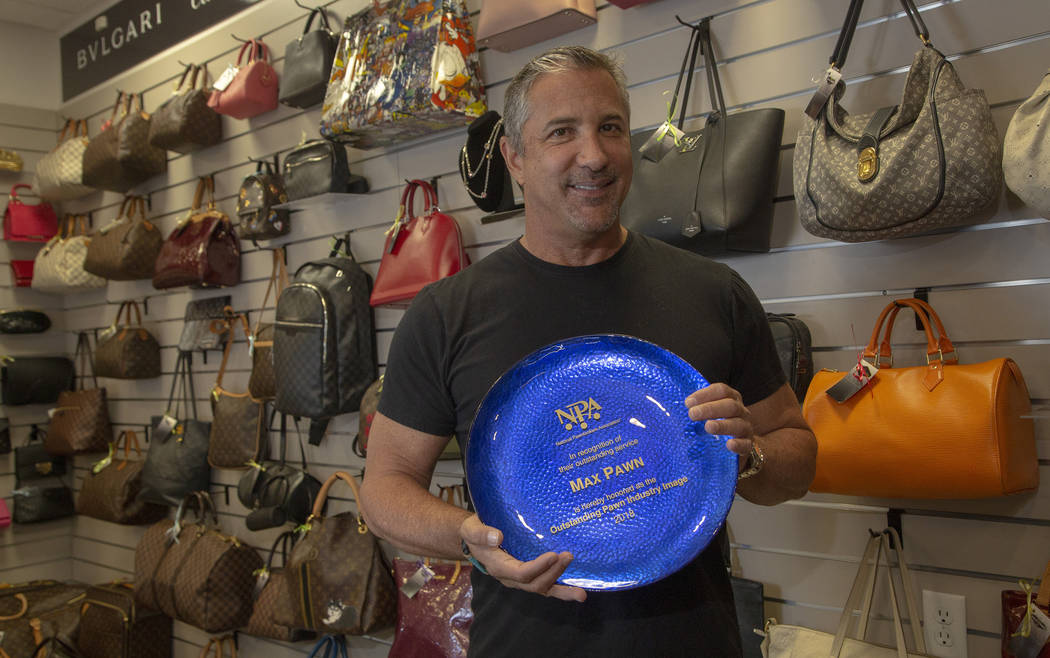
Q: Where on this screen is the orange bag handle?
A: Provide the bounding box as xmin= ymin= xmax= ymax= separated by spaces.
xmin=862 ymin=298 xmax=955 ymax=366
xmin=879 ymin=298 xmax=956 ymax=364
xmin=0 ymin=593 xmax=28 ymax=620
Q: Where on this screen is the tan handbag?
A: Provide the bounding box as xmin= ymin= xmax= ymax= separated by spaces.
xmin=134 ymin=492 xmax=262 ymax=633
xmin=75 ymin=430 xmax=167 ymax=525
xmin=94 ymin=301 xmax=162 ymax=380
xmin=1003 ymin=69 xmax=1050 ymax=218
xmin=761 ymin=528 xmax=931 ymax=658
xmin=32 ymin=215 xmax=107 ymax=294
xmin=84 ymin=195 xmax=163 ymax=281
xmin=802 ymin=298 xmax=1038 ymax=499
xmin=476 ymin=0 xmax=596 ymax=52
xmin=46 ymin=333 xmax=112 ymax=456
xmin=208 ymin=308 xmax=268 ymax=469
xmin=282 ymin=471 xmax=397 ymax=635
xmin=248 ymin=248 xmax=289 ymax=400
xmin=33 ymin=119 xmax=93 ymax=202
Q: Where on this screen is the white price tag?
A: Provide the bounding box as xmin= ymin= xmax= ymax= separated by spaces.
xmin=213 ymin=64 xmax=239 ymax=92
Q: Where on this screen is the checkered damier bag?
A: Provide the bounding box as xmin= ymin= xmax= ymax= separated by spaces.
xmin=34 ymin=119 xmax=94 ymax=201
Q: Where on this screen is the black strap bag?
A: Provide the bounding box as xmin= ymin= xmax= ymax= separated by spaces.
xmin=766 ymin=313 xmax=813 ymax=403
xmin=1 ymin=355 xmax=74 ymax=406
xmin=138 ymin=351 xmax=212 ymax=506
xmin=620 ymin=18 xmax=784 ymax=255
xmin=279 ymin=7 xmax=339 ymax=109
xmin=282 ymin=139 xmax=368 ymax=201
xmin=237 ymin=415 xmax=321 ymax=531
xmin=237 ymin=155 xmax=290 ymax=242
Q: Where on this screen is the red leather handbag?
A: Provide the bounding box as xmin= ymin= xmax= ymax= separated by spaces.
xmin=370 ymin=179 xmax=470 ymax=308
xmin=208 ymin=39 xmax=279 ymax=119
xmin=10 ymin=260 xmax=33 ymax=287
xmin=153 ymin=176 xmax=241 ymax=289
xmin=4 ymin=184 xmax=58 ymax=242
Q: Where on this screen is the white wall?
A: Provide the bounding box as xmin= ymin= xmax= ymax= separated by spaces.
xmin=0 ymin=23 xmax=61 ymax=110
xmin=2 ymin=0 xmax=1048 ymax=656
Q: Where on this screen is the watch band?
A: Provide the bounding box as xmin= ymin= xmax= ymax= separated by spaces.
xmin=738 ymin=442 xmax=765 ymax=480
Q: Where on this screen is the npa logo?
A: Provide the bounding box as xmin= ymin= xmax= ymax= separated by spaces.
xmin=555 ymin=398 xmax=602 ymax=430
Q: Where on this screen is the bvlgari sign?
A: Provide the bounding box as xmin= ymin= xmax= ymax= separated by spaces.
xmin=60 ymin=0 xmax=259 ymax=101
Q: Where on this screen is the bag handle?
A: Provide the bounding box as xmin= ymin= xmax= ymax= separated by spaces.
xmin=105 ymin=90 xmax=124 ymax=127
xmin=863 ymin=298 xmax=956 ymax=367
xmin=173 ymin=62 xmax=194 ymax=92
xmin=119 ymin=300 xmax=144 ymax=328
xmin=302 ymin=7 xmax=332 ymax=36
xmin=8 ymin=183 xmax=32 ymax=202
xmin=74 ymin=331 xmax=99 ymax=389
xmin=308 ymin=635 xmax=349 ymax=658
xmin=199 ymin=635 xmax=238 ymax=658
xmin=828 ymin=0 xmax=931 ymax=73
xmin=174 ymin=490 xmax=219 ymax=530
xmin=166 ymin=351 xmax=200 ymax=420
xmin=235 ymin=39 xmax=255 ymax=66
xmin=191 ymin=176 xmax=217 ymax=212
xmin=265 ymin=530 xmax=297 ymax=571
xmin=52 ymin=119 xmax=75 ymax=150
xmin=211 ymin=306 xmax=251 ymax=391
xmin=0 ymin=593 xmax=28 ymax=621
xmin=254 ymin=248 xmax=289 ymax=335
xmin=309 ymin=471 xmax=368 ymax=532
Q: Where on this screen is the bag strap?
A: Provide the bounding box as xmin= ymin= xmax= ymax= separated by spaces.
xmin=669 ymin=26 xmax=701 ymax=129
xmin=235 ymin=39 xmax=254 ymax=66
xmin=114 ymin=429 xmax=143 ymax=469
xmin=199 ymin=635 xmax=237 ymax=658
xmin=309 ymin=471 xmax=367 ymax=531
xmin=830 ymin=531 xmax=904 ymax=658
xmin=8 ymin=183 xmax=31 ymax=202
xmin=53 ymin=119 xmax=74 ymax=150
xmin=119 ymin=300 xmax=144 ymax=329
xmin=191 ymin=176 xmax=216 ymax=212
xmin=173 ymin=62 xmax=194 ymax=93
xmin=828 ymin=0 xmax=931 ymax=72
xmin=328 ymin=233 xmax=354 ymax=259
xmin=864 ymin=298 xmax=957 ymax=367
xmin=74 ymin=331 xmax=98 ymax=389
xmin=212 ymin=307 xmax=250 ymax=391
xmin=302 ymin=7 xmax=332 ymax=36
xmin=168 ymin=351 xmax=200 ymax=420
xmin=254 ymin=248 xmax=289 ymax=335
xmin=106 ymin=90 xmax=124 ymax=126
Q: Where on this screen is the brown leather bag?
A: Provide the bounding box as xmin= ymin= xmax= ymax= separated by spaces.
xmin=282 ymin=471 xmax=397 ymax=635
xmin=78 ymin=582 xmax=172 ymax=658
xmin=76 ymin=430 xmax=168 ymax=525
xmin=95 ymin=301 xmax=161 ymax=380
xmin=208 ymin=308 xmax=268 ymax=469
xmin=46 ymin=333 xmax=112 ymax=456
xmin=83 ymin=195 xmax=163 ymax=281
xmin=0 ymin=581 xmax=87 ymax=658
xmin=152 ymin=176 xmax=241 ymax=290
xmin=81 ymin=91 xmax=168 ymax=193
xmin=243 ymin=531 xmax=315 ymax=642
xmin=134 ymin=492 xmax=262 ymax=633
xmin=248 ymin=248 xmax=289 ymax=400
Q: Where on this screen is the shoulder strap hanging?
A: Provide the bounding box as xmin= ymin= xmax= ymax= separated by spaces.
xmin=181 ymin=351 xmax=200 ymax=420
xmin=254 ymin=248 xmax=289 ymax=336
xmin=328 ymin=232 xmax=353 ymax=259
xmin=302 ymin=7 xmax=332 ymax=36
xmin=74 ymin=331 xmax=98 ymax=390
xmin=212 ymin=307 xmax=251 ymax=392
xmin=828 ymin=0 xmax=932 ymax=72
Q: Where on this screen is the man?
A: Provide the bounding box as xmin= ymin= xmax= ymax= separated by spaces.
xmin=360 ymin=47 xmax=816 ymax=656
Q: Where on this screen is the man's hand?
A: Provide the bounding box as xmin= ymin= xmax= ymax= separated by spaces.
xmin=686 ymin=382 xmax=754 ymax=466
xmin=459 ymin=514 xmax=587 ymax=603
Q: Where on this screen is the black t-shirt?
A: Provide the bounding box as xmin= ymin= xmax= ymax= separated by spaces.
xmin=379 ymin=232 xmax=785 ymax=657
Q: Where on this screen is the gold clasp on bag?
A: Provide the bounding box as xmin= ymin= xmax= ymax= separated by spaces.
xmin=858 ymin=146 xmax=878 ymax=182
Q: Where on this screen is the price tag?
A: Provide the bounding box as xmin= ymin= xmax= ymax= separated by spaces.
xmin=804 ymin=67 xmax=842 ymax=119
xmin=92 ymin=444 xmax=115 ymax=474
xmin=400 ymin=562 xmax=436 ymax=599
xmin=253 ymin=568 xmax=271 ymax=598
xmin=825 ymin=359 xmax=878 ymax=403
xmin=1010 ymin=605 xmax=1050 ymax=658
xmin=638 ymin=121 xmax=685 ymax=163
xmin=98 ymin=324 xmax=117 ymax=343
xmin=213 ymin=64 xmax=239 ymax=92
xmin=153 ymin=413 xmax=177 ymax=443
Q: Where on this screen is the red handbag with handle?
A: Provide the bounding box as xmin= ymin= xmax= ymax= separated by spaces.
xmin=153 ymin=176 xmax=241 ymax=289
xmin=4 ymin=184 xmax=58 ymax=242
xmin=370 ymin=179 xmax=469 ymax=308
xmin=208 ymin=39 xmax=279 ymax=119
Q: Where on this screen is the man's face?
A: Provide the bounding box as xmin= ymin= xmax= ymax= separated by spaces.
xmin=502 ymin=68 xmax=632 ymax=239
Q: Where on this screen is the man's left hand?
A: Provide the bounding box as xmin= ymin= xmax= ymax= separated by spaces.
xmin=685 ymin=383 xmax=753 ymax=467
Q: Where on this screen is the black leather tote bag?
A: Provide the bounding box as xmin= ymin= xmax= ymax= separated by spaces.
xmin=620 ymin=18 xmax=784 ymax=255
xmin=1 ymin=356 xmax=74 ymax=406
xmin=279 ymin=8 xmax=339 ymax=109
xmin=138 ymin=351 xmax=212 ymax=506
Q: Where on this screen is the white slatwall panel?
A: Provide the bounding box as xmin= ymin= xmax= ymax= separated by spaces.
xmin=0 ymin=0 xmax=1046 ymax=655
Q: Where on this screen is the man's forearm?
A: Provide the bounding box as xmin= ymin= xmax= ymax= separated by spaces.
xmin=735 ymin=427 xmax=816 ymax=505
xmin=359 ymin=471 xmax=471 ymax=560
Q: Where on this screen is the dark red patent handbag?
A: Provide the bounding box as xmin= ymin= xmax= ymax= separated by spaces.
xmin=208 ymin=39 xmax=279 ymax=120
xmin=370 ymin=179 xmax=469 ymax=308
xmin=153 ymin=176 xmax=241 ymax=289
xmin=4 ymin=184 xmax=58 ymax=242
xmin=10 ymin=260 xmax=33 ymax=287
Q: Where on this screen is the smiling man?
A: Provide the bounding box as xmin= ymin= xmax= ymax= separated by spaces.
xmin=360 ymin=47 xmax=816 ymax=657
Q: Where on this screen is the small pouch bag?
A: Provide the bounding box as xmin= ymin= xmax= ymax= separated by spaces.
xmin=208 ymin=308 xmax=268 ymax=470
xmin=95 ymin=301 xmax=162 ymax=379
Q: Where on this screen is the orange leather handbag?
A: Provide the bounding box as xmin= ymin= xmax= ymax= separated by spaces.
xmin=802 ymin=297 xmax=1038 ymax=499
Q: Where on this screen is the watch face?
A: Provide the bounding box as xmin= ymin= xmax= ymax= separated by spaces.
xmin=466 ymin=334 xmax=736 ymax=591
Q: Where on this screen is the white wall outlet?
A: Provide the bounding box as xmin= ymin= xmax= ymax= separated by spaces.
xmin=922 ymin=590 xmax=967 ymax=658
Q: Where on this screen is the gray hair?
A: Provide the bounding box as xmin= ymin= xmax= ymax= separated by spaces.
xmin=502 ymin=46 xmax=630 ymax=154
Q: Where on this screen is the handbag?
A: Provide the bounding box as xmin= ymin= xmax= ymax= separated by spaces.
xmin=1002 ymin=560 xmax=1050 ymax=658
xmin=802 ymin=297 xmax=1039 ymax=499
xmin=13 ymin=428 xmax=75 ymax=524
xmin=208 ymin=308 xmax=268 ymax=470
xmin=75 ymin=430 xmax=168 ymax=525
xmin=248 ymin=249 xmax=288 ymax=400
xmin=236 ymin=155 xmax=290 ymax=242
xmin=282 ymin=471 xmax=397 ymax=634
xmin=4 ymin=183 xmax=58 ymax=242
xmin=476 ymin=0 xmax=596 ymax=53
xmin=243 ymin=531 xmax=315 ymax=642
xmin=1003 ymin=69 xmax=1050 ymax=219
xmin=279 ymin=7 xmax=339 ymax=109
xmin=78 ymin=582 xmax=172 ymax=658
xmin=34 ymin=119 xmax=94 ymax=202
xmin=81 ymin=91 xmax=168 ymax=193
xmin=11 ymin=260 xmax=33 ymax=287
xmin=95 ymin=301 xmax=162 ymax=379
xmin=137 ymin=351 xmax=212 ymax=507
xmin=761 ymin=528 xmax=930 ymax=658
xmin=32 ymin=215 xmax=107 ymax=293
xmin=207 ymin=39 xmax=279 ymax=120
xmin=0 ymin=581 xmax=88 ymax=655
xmin=83 ymin=195 xmax=163 ymax=281
xmin=794 ymin=0 xmax=1001 ymax=243
xmin=389 ymin=485 xmax=473 ymax=658
xmin=1 ymin=356 xmax=74 ymax=406
xmin=0 ymin=308 xmax=50 ymax=334
xmin=766 ymin=313 xmax=813 ymax=403
xmin=46 ymin=332 xmax=112 ymax=456
xmin=153 ymin=176 xmax=241 ymax=290
xmin=459 ymin=111 xmax=517 ymax=214
xmin=732 ymin=576 xmax=765 ymax=658
xmin=179 ymin=294 xmax=233 ymax=354
xmin=282 ymin=139 xmax=367 ymax=201
xmin=0 ymin=417 xmax=9 ymax=454
xmin=620 ymin=19 xmax=784 ymax=255
xmin=0 ymin=148 xmax=22 ymax=172
xmin=370 ymin=179 xmax=470 ymax=308
xmin=319 ymin=1 xmax=486 ymax=149
xmin=149 ymin=62 xmax=223 ymax=154
xmin=134 ymin=492 xmax=262 ymax=633
xmin=236 ymin=414 xmax=321 ymax=531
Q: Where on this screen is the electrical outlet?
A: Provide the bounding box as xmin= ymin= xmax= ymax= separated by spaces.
xmin=923 ymin=590 xmax=967 ymax=658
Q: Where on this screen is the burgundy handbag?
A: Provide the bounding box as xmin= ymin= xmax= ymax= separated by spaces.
xmin=370 ymin=179 xmax=469 ymax=308
xmin=208 ymin=39 xmax=279 ymax=120
xmin=4 ymin=184 xmax=58 ymax=242
xmin=153 ymin=176 xmax=241 ymax=289
xmin=10 ymin=260 xmax=33 ymax=287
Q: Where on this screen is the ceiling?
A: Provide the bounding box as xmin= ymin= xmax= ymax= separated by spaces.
xmin=0 ymin=0 xmax=116 ymax=34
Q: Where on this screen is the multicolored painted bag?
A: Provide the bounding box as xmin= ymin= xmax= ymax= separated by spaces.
xmin=319 ymin=0 xmax=486 ymax=149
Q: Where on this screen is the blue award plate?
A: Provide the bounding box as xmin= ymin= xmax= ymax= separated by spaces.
xmin=466 ymin=334 xmax=737 ymax=591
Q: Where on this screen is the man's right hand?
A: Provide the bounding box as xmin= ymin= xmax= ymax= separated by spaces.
xmin=459 ymin=514 xmax=587 ymax=603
